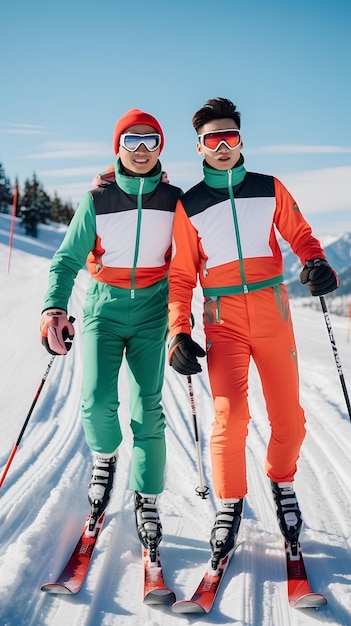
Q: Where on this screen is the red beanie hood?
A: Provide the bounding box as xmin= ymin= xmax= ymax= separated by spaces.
xmin=113 ymin=108 xmax=165 ymax=155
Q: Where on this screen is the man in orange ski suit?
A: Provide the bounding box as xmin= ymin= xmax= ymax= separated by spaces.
xmin=167 ymin=98 xmax=339 ymax=568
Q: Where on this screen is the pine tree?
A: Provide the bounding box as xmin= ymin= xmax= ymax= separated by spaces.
xmin=61 ymin=199 xmax=74 ymax=225
xmin=20 ymin=173 xmax=56 ymax=236
xmin=1 ymin=164 xmax=75 ymax=229
xmin=0 ymin=162 xmax=13 ymax=213
xmin=50 ymin=193 xmax=74 ymax=224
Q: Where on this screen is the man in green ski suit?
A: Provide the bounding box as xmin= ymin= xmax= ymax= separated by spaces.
xmin=40 ymin=108 xmax=182 ymax=556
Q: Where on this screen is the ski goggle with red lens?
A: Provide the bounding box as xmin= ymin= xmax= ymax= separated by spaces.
xmin=119 ymin=133 xmax=161 ymax=152
xmin=198 ymin=128 xmax=242 ymax=151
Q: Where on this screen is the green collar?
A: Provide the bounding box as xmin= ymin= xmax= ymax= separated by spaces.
xmin=203 ymin=158 xmax=246 ymax=189
xmin=114 ymin=159 xmax=162 ymax=194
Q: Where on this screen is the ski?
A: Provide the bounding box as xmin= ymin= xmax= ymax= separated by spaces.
xmin=142 ymin=547 xmax=176 ymax=605
xmin=172 ymin=547 xmax=235 ymax=614
xmin=286 ymin=541 xmax=327 ymax=608
xmin=41 ymin=512 xmax=105 ymax=594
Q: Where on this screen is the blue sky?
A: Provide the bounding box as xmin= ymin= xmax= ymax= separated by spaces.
xmin=1 ymin=0 xmax=350 ymax=237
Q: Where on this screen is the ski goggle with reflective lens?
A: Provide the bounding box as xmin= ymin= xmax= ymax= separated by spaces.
xmin=119 ymin=133 xmax=161 ymax=152
xmin=198 ymin=129 xmax=242 ymax=151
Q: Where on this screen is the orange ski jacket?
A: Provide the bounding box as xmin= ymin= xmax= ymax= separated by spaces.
xmin=168 ymin=159 xmax=327 ymax=337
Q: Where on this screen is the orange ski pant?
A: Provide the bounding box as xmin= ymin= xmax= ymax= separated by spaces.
xmin=204 ymin=285 xmax=306 ymax=500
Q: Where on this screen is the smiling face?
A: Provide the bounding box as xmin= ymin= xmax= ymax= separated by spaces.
xmin=117 ymin=123 xmax=161 ymax=176
xmin=196 ymin=117 xmax=242 ymax=170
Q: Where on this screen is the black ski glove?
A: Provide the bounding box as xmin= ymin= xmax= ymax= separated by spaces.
xmin=300 ymin=258 xmax=339 ymax=296
xmin=168 ymin=333 xmax=206 ymax=375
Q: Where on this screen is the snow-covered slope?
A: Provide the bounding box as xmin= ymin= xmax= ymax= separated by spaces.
xmin=1 ymin=215 xmax=351 ymax=626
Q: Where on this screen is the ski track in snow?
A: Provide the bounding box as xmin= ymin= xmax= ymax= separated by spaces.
xmin=0 ymin=219 xmax=351 ymax=626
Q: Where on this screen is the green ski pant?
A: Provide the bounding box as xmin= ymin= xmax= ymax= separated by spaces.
xmin=81 ymin=278 xmax=168 ymax=494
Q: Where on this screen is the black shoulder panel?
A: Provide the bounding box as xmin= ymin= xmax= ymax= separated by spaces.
xmin=89 ymin=182 xmax=182 ymax=215
xmin=235 ymin=172 xmax=275 ymax=198
xmin=181 ymin=173 xmax=275 ymax=217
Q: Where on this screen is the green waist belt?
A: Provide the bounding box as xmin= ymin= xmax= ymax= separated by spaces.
xmin=203 ymin=274 xmax=284 ymax=297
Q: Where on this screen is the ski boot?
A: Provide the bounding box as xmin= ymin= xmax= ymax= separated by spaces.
xmin=134 ymin=492 xmax=162 ymax=562
xmin=88 ymin=455 xmax=117 ymax=533
xmin=271 ymin=480 xmax=303 ymax=556
xmin=210 ymin=499 xmax=243 ymax=570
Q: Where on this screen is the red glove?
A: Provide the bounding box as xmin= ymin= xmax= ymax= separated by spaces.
xmin=40 ymin=308 xmax=75 ymax=355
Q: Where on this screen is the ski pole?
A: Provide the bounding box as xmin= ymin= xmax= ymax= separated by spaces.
xmin=0 ymin=355 xmax=56 ymax=488
xmin=187 ymin=375 xmax=209 ymax=499
xmin=319 ymin=296 xmax=351 ymax=421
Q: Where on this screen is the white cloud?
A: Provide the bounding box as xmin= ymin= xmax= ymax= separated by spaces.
xmin=43 ymin=180 xmax=97 ymax=206
xmin=36 ymin=161 xmax=351 ymax=223
xmin=162 ymin=160 xmax=203 ymax=187
xmin=247 ymin=144 xmax=351 ymax=154
xmin=279 ymin=166 xmax=351 ymax=214
xmin=0 ymin=123 xmax=48 ymax=135
xmin=28 ymin=141 xmax=111 ymax=160
xmin=37 ymin=166 xmax=103 ymax=178
xmin=164 ymin=161 xmax=351 ymax=216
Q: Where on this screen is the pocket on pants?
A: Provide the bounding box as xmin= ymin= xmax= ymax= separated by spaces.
xmin=84 ymin=280 xmax=113 ymax=318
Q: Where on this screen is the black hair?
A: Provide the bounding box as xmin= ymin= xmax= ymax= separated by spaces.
xmin=192 ymin=98 xmax=241 ymax=133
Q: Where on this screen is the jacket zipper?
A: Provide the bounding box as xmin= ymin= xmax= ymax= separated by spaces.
xmin=130 ymin=178 xmax=144 ymax=298
xmin=227 ymin=169 xmax=248 ymax=293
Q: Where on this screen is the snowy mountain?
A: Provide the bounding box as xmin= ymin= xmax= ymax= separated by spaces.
xmin=281 ymin=232 xmax=351 ymax=308
xmin=1 ymin=213 xmax=351 ymax=626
